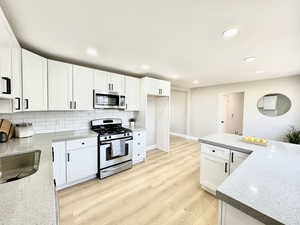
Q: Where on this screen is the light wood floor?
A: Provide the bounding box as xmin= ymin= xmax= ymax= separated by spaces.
xmin=58 ymin=136 xmax=218 ymax=225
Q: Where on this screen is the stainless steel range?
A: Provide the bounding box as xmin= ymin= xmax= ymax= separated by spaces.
xmin=91 ymin=119 xmax=133 ymax=179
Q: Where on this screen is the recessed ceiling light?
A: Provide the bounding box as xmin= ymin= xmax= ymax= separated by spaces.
xmin=243 ymin=57 xmax=256 ymax=63
xmin=223 ymin=28 xmax=239 ymax=39
xmin=256 ymin=70 xmax=265 ymax=74
xmin=86 ymin=48 xmax=98 ymax=56
xmin=192 ymin=80 xmax=199 ymax=84
xmin=140 ymin=64 xmax=150 ymax=70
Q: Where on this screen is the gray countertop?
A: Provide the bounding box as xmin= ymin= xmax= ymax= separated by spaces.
xmin=0 ymin=130 xmax=97 ymax=225
xmin=199 ymin=133 xmax=300 ymax=225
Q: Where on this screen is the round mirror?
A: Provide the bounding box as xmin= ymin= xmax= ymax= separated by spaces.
xmin=257 ymin=93 xmax=291 ymax=117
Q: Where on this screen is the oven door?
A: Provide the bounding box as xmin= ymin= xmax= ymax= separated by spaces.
xmin=99 ymin=137 xmax=132 ymax=169
xmin=94 ymin=90 xmax=122 ymax=109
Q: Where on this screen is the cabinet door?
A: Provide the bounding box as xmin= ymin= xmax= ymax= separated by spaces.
xmin=0 ymin=26 xmax=12 ymax=98
xmin=109 ymin=73 xmax=125 ymax=94
xmin=11 ymin=45 xmax=22 ymax=111
xmin=52 ymin=142 xmax=67 ymax=188
xmin=132 ymin=130 xmax=146 ymax=164
xmin=22 ymin=49 xmax=48 ymax=111
xmin=73 ymin=65 xmax=94 ymax=110
xmin=200 ymin=153 xmax=229 ymax=194
xmin=66 ymin=146 xmax=97 ymax=183
xmin=221 ymin=202 xmax=264 ymax=225
xmin=229 ymin=150 xmax=248 ymax=173
xmin=125 ymin=76 xmax=140 ymax=111
xmin=159 ymin=80 xmax=170 ymax=97
xmin=145 ymin=77 xmax=159 ymax=96
xmin=94 ymin=69 xmax=109 ymax=92
xmin=48 ymin=60 xmax=73 ymax=110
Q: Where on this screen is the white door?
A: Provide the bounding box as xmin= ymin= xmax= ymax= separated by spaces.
xmin=125 ymin=76 xmax=140 ymax=111
xmin=73 ymin=65 xmax=94 ymax=110
xmin=22 ymin=49 xmax=48 ymax=111
xmin=52 ymin=142 xmax=67 ymax=188
xmin=94 ymin=69 xmax=109 ymax=92
xmin=200 ymin=153 xmax=229 ymax=194
xmin=109 ymin=73 xmax=125 ymax=94
xmin=48 ymin=60 xmax=73 ymax=110
xmin=66 ymin=147 xmax=97 ymax=183
xmin=229 ymin=150 xmax=248 ymax=173
xmin=11 ymin=45 xmax=22 ymax=111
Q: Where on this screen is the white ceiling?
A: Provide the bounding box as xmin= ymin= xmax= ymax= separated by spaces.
xmin=1 ymin=0 xmax=300 ymax=88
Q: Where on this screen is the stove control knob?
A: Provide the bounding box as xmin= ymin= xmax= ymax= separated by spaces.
xmin=109 ymin=136 xmax=111 ymax=139
xmin=104 ymin=137 xmax=107 ymax=140
xmin=124 ymin=134 xmax=126 ymax=136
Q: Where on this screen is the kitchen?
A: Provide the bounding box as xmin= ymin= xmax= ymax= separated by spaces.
xmin=1 ymin=1 xmax=300 ymax=225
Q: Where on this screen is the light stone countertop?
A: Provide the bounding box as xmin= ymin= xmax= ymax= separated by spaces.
xmin=199 ymin=133 xmax=300 ymax=225
xmin=0 ymin=129 xmax=98 ymax=225
xmin=124 ymin=125 xmax=145 ymax=132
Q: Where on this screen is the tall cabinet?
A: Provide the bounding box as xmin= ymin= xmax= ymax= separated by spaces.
xmin=22 ymin=49 xmax=48 ymax=111
xmin=138 ymin=77 xmax=171 ymax=152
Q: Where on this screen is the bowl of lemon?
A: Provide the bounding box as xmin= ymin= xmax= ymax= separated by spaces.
xmin=241 ymin=136 xmax=268 ymax=146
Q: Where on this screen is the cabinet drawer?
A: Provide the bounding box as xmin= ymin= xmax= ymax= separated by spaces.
xmin=66 ymin=137 xmax=97 ymax=151
xmin=201 ymin=144 xmax=230 ymax=160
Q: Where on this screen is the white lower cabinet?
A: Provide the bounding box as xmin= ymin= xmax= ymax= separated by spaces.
xmin=229 ymin=150 xmax=248 ymax=173
xmin=52 ymin=137 xmax=97 ymax=190
xmin=66 ymin=146 xmax=97 ymax=183
xmin=220 ymin=201 xmax=264 ymax=225
xmin=200 ymin=144 xmax=249 ymax=194
xmin=132 ymin=130 xmax=146 ymax=164
xmin=52 ymin=142 xmax=67 ymax=187
xmin=200 ymin=151 xmax=229 ymax=194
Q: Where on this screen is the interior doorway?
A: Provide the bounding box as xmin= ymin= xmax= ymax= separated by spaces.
xmin=218 ymin=92 xmax=245 ymax=135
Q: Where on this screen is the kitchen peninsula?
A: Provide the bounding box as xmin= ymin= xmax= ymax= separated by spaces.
xmin=199 ymin=133 xmax=300 ymax=225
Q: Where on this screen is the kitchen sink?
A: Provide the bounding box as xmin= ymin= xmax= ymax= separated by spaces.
xmin=0 ymin=150 xmax=41 ymax=184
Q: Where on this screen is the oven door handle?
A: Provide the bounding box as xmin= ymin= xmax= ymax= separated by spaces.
xmin=100 ymin=137 xmax=132 ymax=145
xmin=103 ymin=163 xmax=130 ymax=172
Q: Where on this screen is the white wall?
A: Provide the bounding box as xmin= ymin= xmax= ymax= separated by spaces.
xmin=0 ymin=110 xmax=135 ymax=133
xmin=170 ymin=89 xmax=187 ymax=134
xmin=189 ymin=75 xmax=300 ymax=141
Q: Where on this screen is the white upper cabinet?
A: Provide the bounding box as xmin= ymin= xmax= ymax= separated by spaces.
xmin=143 ymin=77 xmax=170 ymax=96
xmin=125 ymin=76 xmax=140 ymax=111
xmin=73 ymin=65 xmax=94 ymax=110
xmin=22 ymin=49 xmax=48 ymax=111
xmin=109 ymin=73 xmax=125 ymax=94
xmin=94 ymin=69 xmax=109 ymax=92
xmin=11 ymin=45 xmax=22 ymax=111
xmin=94 ymin=70 xmax=125 ymax=95
xmin=48 ymin=60 xmax=73 ymax=110
xmin=0 ymin=10 xmax=13 ymax=99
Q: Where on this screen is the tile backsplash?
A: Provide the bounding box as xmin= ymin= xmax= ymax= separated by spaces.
xmin=0 ymin=110 xmax=136 ymax=133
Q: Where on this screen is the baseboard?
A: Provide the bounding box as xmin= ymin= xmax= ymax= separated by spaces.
xmin=170 ymin=132 xmax=198 ymax=141
xmin=146 ymin=144 xmax=157 ymax=151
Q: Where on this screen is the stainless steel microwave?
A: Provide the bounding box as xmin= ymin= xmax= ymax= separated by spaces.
xmin=93 ymin=90 xmax=126 ymax=109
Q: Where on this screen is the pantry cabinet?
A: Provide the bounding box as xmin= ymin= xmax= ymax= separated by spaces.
xmin=125 ymin=76 xmax=140 ymax=111
xmin=22 ymin=49 xmax=48 ymax=111
xmin=48 ymin=60 xmax=73 ymax=110
xmin=73 ymin=65 xmax=94 ymax=110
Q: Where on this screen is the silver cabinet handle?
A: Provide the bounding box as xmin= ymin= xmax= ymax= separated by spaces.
xmin=24 ymin=99 xmax=29 ymax=109
xmin=225 ymin=162 xmax=228 ymax=173
xmin=67 ymin=153 xmax=70 ymax=162
xmin=74 ymin=101 xmax=77 ymax=109
xmin=70 ymin=101 xmax=73 ymax=109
